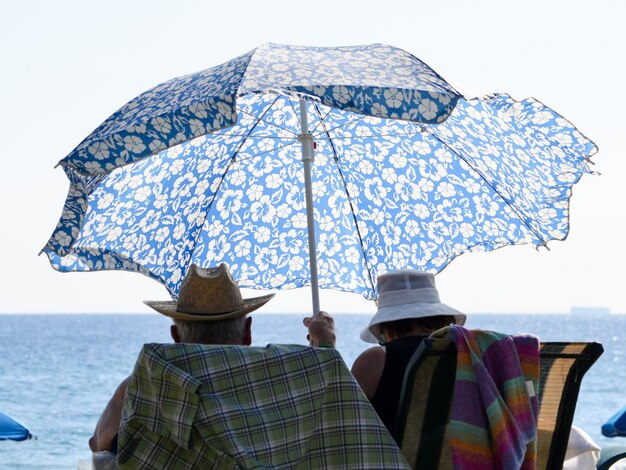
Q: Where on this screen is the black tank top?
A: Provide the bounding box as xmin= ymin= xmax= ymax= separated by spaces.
xmin=370 ymin=335 xmax=426 ymax=434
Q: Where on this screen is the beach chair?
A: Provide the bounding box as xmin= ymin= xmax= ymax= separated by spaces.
xmin=394 ymin=337 xmax=603 ymax=470
xmin=115 ymin=343 xmax=410 ymax=469
xmin=537 ymin=342 xmax=603 ymax=469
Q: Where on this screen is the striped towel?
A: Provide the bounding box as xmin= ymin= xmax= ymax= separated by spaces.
xmin=432 ymin=326 xmax=540 ymax=470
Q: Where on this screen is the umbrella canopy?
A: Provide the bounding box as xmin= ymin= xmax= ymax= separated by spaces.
xmin=0 ymin=411 xmax=31 ymax=441
xmin=602 ymin=406 xmax=626 ymax=437
xmin=43 ymin=43 xmax=597 ymax=309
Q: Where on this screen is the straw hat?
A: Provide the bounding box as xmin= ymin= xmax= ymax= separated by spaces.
xmin=360 ymin=270 xmax=466 ymax=343
xmin=145 ymin=263 xmax=275 ymax=321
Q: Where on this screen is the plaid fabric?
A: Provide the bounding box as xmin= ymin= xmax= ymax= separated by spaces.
xmin=117 ymin=343 xmax=409 ymax=469
xmin=432 ymin=326 xmax=540 ymax=470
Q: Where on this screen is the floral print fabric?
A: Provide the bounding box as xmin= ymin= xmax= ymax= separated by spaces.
xmin=43 ymin=44 xmax=596 ymax=300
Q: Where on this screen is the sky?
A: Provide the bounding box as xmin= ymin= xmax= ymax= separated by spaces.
xmin=0 ymin=0 xmax=624 ymax=315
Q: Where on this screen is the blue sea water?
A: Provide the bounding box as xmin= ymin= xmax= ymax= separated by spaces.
xmin=0 ymin=313 xmax=625 ymax=469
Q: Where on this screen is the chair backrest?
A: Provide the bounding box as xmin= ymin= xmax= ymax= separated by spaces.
xmin=394 ymin=339 xmax=603 ymax=470
xmin=117 ymin=343 xmax=410 ymax=469
xmin=394 ymin=338 xmax=457 ymax=469
xmin=536 ymin=342 xmax=603 ymax=470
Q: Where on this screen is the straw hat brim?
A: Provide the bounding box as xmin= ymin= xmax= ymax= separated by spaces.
xmin=144 ymin=293 xmax=275 ymax=321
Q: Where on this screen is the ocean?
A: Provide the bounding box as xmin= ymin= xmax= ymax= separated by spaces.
xmin=1 ymin=313 xmax=624 ymax=469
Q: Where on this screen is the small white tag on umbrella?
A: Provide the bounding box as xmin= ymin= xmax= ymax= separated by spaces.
xmin=526 ymin=380 xmax=536 ymax=397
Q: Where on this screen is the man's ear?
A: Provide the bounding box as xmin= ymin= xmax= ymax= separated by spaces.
xmin=171 ymin=324 xmax=181 ymax=343
xmin=242 ymin=317 xmax=252 ymax=346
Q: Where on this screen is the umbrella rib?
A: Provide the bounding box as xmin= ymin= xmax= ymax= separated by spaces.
xmin=422 ymin=127 xmax=549 ymax=245
xmin=286 ymin=96 xmax=301 ymax=123
xmin=312 ymin=131 xmax=423 ymax=139
xmin=191 ymin=97 xmax=286 ymax=269
xmin=309 ymin=107 xmax=334 ymax=135
xmin=235 ymin=103 xmax=299 ymax=138
xmin=288 ymin=97 xmax=365 ymax=139
xmin=226 ymin=141 xmax=299 ymax=164
xmin=229 ymin=97 xmax=286 ymax=161
xmin=208 ymin=135 xmax=296 ymax=140
xmin=312 ymin=103 xmax=377 ymax=297
xmin=309 ymin=114 xmax=369 ymax=140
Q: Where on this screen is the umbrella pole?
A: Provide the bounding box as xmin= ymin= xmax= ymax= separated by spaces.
xmin=298 ymin=98 xmax=320 ymax=319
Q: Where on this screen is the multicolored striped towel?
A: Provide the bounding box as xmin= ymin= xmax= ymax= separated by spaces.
xmin=432 ymin=326 xmax=540 ymax=470
xmin=117 ymin=343 xmax=410 ymax=469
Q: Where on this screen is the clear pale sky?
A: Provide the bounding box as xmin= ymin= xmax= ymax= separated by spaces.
xmin=0 ymin=0 xmax=623 ymax=315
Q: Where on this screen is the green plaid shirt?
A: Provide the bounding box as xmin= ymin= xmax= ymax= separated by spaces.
xmin=117 ymin=343 xmax=409 ymax=469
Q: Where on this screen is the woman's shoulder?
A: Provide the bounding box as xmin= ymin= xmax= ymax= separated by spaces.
xmin=351 ymin=346 xmax=386 ymax=400
xmin=355 ymin=345 xmax=386 ymax=362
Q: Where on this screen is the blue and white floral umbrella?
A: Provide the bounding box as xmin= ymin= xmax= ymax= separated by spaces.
xmin=42 ymin=43 xmax=597 ymax=315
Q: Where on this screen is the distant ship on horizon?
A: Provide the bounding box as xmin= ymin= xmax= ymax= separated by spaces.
xmin=570 ymin=306 xmax=611 ymax=315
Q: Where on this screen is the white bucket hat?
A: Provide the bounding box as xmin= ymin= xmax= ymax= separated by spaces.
xmin=360 ymin=270 xmax=466 ymax=343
